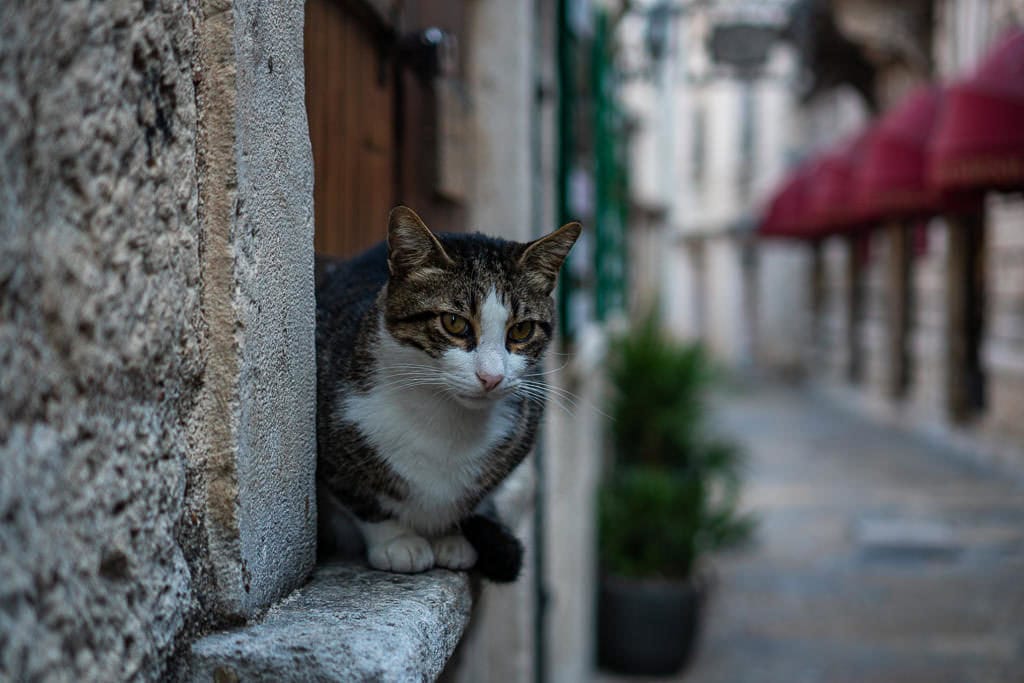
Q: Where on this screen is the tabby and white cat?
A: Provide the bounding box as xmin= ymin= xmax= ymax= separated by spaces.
xmin=316 ymin=206 xmax=580 ymax=580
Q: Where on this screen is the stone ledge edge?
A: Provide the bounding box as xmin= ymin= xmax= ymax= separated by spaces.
xmin=188 ymin=562 xmax=473 ymax=681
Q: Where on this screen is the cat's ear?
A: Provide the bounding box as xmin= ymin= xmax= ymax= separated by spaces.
xmin=387 ymin=206 xmax=453 ymax=278
xmin=518 ymin=221 xmax=582 ymax=295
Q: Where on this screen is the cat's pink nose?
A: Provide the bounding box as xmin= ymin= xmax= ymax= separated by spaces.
xmin=476 ymin=371 xmax=504 ymax=392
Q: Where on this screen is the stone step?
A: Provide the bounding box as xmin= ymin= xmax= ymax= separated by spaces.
xmin=189 ymin=562 xmax=472 ymax=681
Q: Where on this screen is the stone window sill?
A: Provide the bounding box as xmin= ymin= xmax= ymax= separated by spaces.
xmin=189 ymin=562 xmax=473 ymax=681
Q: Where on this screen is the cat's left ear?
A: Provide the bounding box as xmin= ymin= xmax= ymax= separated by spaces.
xmin=518 ymin=221 xmax=582 ymax=295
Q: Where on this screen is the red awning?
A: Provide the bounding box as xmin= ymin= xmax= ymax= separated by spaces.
xmin=807 ymin=129 xmax=874 ymax=234
xmin=758 ymin=163 xmax=816 ymax=239
xmin=855 ymin=86 xmax=945 ymax=219
xmin=929 ymin=28 xmax=1024 ymax=192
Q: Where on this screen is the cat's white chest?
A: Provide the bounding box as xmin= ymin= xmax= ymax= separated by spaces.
xmin=340 ymin=384 xmax=516 ymax=531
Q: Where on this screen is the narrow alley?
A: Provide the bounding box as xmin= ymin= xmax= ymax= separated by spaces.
xmin=680 ymin=383 xmax=1023 ymax=682
xmin=6 ymin=2 xmax=1024 ymax=680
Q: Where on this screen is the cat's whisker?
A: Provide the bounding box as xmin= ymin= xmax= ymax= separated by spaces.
xmin=512 ymin=383 xmax=576 ymax=416
xmin=375 ymin=369 xmax=443 ymax=379
xmin=522 ymin=359 xmax=571 ymax=378
xmin=523 ymin=381 xmax=583 ymax=405
xmin=512 ymin=384 xmax=544 ymax=401
xmin=516 ymin=379 xmax=613 ymax=421
xmin=376 ymin=379 xmax=449 ymax=393
xmin=376 ymin=373 xmax=440 ymax=383
xmin=374 ymin=370 xmax=443 ymax=379
xmin=517 ymin=380 xmax=581 ymax=405
xmin=376 ymin=371 xmax=438 ymax=379
xmin=516 ymin=386 xmax=573 ymax=416
xmin=373 ymin=376 xmax=443 ymax=390
xmin=378 ymin=379 xmax=446 ymax=389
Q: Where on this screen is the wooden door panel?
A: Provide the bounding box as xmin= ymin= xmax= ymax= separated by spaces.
xmin=305 ymin=0 xmax=395 ymax=258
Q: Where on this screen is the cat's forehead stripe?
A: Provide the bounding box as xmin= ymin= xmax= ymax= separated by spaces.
xmin=479 ymin=288 xmax=509 ymax=337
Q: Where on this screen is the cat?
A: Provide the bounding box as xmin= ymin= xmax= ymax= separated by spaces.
xmin=315 ymin=206 xmax=580 ymax=581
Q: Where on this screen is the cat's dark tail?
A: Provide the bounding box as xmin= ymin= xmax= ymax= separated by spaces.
xmin=462 ymin=513 xmax=523 ymax=583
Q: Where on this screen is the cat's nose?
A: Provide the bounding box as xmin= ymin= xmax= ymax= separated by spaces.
xmin=476 ymin=371 xmax=504 ymax=392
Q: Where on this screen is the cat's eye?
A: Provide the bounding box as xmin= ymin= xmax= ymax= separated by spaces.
xmin=440 ymin=313 xmax=470 ymax=336
xmin=507 ymin=320 xmax=535 ymax=343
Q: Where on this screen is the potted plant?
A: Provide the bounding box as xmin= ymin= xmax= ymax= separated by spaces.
xmin=596 ymin=316 xmax=754 ymax=676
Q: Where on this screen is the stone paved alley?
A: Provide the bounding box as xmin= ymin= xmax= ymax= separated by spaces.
xmin=604 ymin=382 xmax=1024 ymax=683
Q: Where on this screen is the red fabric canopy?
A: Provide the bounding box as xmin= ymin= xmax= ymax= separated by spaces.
xmin=758 ymin=162 xmax=815 ymax=239
xmin=929 ymin=28 xmax=1024 ymax=192
xmin=856 ymin=86 xmax=945 ymax=219
xmin=807 ymin=129 xmax=875 ymax=233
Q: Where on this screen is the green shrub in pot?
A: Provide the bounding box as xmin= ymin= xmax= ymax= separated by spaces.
xmin=596 ymin=314 xmax=754 ymax=675
xmin=606 ymin=314 xmax=715 ymax=470
xmin=598 ymin=462 xmax=753 ymax=581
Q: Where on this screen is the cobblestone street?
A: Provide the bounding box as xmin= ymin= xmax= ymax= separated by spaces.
xmin=607 ymin=382 xmax=1024 ymax=682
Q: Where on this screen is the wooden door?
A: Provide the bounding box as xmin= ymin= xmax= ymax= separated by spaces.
xmin=305 ymin=0 xmax=396 ymax=258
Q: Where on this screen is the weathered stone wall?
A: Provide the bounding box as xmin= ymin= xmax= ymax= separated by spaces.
xmin=0 ymin=0 xmax=317 ymax=678
xmin=0 ymin=1 xmax=205 ymax=679
xmin=194 ymin=0 xmax=316 ymax=621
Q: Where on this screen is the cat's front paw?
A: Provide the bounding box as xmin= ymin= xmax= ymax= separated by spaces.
xmin=368 ymin=534 xmax=435 ymax=573
xmin=431 ymin=534 xmax=478 ymax=570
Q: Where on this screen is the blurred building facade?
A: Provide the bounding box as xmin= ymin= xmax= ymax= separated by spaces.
xmin=791 ymin=0 xmax=1024 ymax=476
xmin=625 ymin=0 xmax=1024 ymax=475
xmin=621 ymin=0 xmax=797 ymax=367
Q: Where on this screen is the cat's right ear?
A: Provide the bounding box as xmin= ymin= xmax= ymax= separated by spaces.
xmin=387 ymin=206 xmax=453 ymax=278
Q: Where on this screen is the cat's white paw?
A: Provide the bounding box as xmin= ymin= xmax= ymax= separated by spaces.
xmin=368 ymin=534 xmax=435 ymax=573
xmin=431 ymin=534 xmax=478 ymax=570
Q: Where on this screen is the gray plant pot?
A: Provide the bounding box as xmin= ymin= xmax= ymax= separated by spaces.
xmin=596 ymin=573 xmax=705 ymax=676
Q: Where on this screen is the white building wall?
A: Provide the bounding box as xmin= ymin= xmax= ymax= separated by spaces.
xmin=649 ymin=5 xmax=801 ymax=366
xmin=751 ymin=70 xmax=795 ymax=201
xmin=757 ymin=243 xmax=812 ymax=370
xmin=626 ymin=79 xmax=664 ymax=210
xmin=690 ymin=80 xmax=744 ymax=231
xmin=796 ymin=85 xmax=871 ymax=154
xmin=704 ymin=237 xmax=747 ymax=364
xmin=663 ymin=241 xmax=701 ymax=341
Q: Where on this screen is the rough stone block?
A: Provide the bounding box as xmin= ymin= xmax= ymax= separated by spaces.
xmin=195 ymin=0 xmax=317 ymax=618
xmin=189 ymin=563 xmax=472 ymax=681
xmin=0 ymin=1 xmax=205 ymax=679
